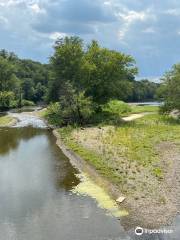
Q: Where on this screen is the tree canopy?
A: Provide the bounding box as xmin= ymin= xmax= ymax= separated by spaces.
xmin=159 ymin=64 xmax=180 ymax=112
xmin=0 ymin=37 xmax=160 ymax=113
xmin=0 ymin=50 xmax=49 ymax=110
xmin=49 ymin=37 xmax=138 ymax=104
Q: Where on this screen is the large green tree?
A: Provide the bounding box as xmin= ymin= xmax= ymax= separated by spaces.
xmin=81 ymin=40 xmax=137 ymax=103
xmin=49 ymin=37 xmax=138 ymax=104
xmin=49 ymin=36 xmax=84 ymax=101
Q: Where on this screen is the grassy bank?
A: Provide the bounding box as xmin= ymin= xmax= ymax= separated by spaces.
xmin=58 ymin=114 xmax=180 ymax=205
xmin=44 ymin=97 xmax=180 ymax=226
xmin=0 ymin=115 xmax=14 ymax=126
xmin=130 ymin=104 xmax=159 ymax=114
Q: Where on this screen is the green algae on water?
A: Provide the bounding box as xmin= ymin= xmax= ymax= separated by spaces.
xmin=72 ymin=173 xmax=128 ymax=218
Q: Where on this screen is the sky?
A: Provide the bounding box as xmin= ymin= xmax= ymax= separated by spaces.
xmin=0 ymin=0 xmax=180 ymax=80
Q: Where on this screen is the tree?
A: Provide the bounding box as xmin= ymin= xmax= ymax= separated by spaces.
xmin=22 ymin=78 xmax=35 ymax=101
xmin=46 ymin=82 xmax=94 ymax=126
xmin=0 ymin=49 xmax=49 ymax=105
xmin=160 ymin=64 xmax=180 ymax=112
xmin=0 ymin=56 xmax=16 ymax=91
xmin=34 ymin=82 xmax=47 ymax=102
xmin=16 ymin=59 xmax=49 ymax=102
xmin=49 ymin=37 xmax=138 ymax=105
xmin=81 ymin=40 xmax=138 ymax=104
xmin=49 ymin=36 xmax=84 ymax=101
xmin=59 ymin=81 xmax=93 ymax=124
xmin=130 ymin=80 xmax=159 ymax=102
xmin=0 ymin=91 xmax=15 ymax=110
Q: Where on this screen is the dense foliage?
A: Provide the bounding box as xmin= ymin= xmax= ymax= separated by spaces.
xmin=130 ymin=79 xmax=159 ymax=102
xmin=0 ymin=37 xmax=160 ymax=121
xmin=159 ymin=64 xmax=180 ymax=112
xmin=46 ymin=81 xmax=94 ymax=126
xmin=103 ymin=100 xmax=131 ymax=116
xmin=49 ymin=37 xmax=138 ymax=104
xmin=0 ymin=49 xmax=49 ymax=110
xmin=0 ymin=91 xmax=15 ymax=110
xmin=46 ymin=36 xmax=159 ymax=125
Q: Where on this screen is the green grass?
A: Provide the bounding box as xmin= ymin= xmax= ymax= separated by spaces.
xmin=130 ymin=105 xmax=159 ymax=114
xmin=58 ymin=127 xmax=123 ymax=184
xmin=0 ymin=115 xmax=13 ymax=126
xmin=58 ymin=114 xmax=180 ymax=192
xmin=103 ymin=100 xmax=131 ymax=116
xmin=36 ymin=108 xmax=47 ymax=118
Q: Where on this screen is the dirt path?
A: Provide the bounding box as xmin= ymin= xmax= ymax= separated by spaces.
xmin=122 ymin=112 xmax=150 ymax=121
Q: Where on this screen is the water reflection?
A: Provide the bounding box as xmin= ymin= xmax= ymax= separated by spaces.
xmin=0 ymin=127 xmax=126 ymax=240
xmin=0 ymin=127 xmax=45 ymax=155
xmin=1 ymin=114 xmax=179 ymax=240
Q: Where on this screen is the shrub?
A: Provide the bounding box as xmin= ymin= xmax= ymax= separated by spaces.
xmin=0 ymin=91 xmax=15 ymax=110
xmin=46 ymin=92 xmax=94 ymax=127
xmin=9 ymin=99 xmax=35 ymax=109
xmin=45 ymin=102 xmax=63 ymax=126
xmin=46 ymin=82 xmax=94 ymax=127
xmin=21 ymin=99 xmax=35 ymax=107
xmin=103 ymin=100 xmax=131 ymax=116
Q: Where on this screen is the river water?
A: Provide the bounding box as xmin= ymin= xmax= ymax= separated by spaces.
xmin=0 ymin=113 xmax=130 ymax=240
xmin=0 ymin=112 xmax=179 ymax=240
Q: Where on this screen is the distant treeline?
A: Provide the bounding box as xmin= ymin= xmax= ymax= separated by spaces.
xmin=0 ymin=37 xmax=159 ymax=111
xmin=129 ymin=79 xmax=159 ymax=102
xmin=0 ymin=49 xmax=49 ymax=109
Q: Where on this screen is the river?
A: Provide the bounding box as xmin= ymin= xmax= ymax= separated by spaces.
xmin=0 ymin=113 xmax=130 ymax=240
xmin=0 ymin=111 xmax=179 ymax=240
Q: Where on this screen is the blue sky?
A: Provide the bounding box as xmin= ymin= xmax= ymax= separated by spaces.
xmin=0 ymin=0 xmax=180 ymax=80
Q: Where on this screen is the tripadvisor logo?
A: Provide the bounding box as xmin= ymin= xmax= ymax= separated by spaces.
xmin=135 ymin=227 xmax=144 ymax=236
xmin=135 ymin=226 xmax=173 ymax=236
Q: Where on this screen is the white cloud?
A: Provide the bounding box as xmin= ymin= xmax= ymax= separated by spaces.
xmin=49 ymin=32 xmax=67 ymax=40
xmin=103 ymin=1 xmax=111 ymax=6
xmin=0 ymin=0 xmax=26 ymax=7
xmin=29 ymin=3 xmax=46 ymax=14
xmin=119 ymin=10 xmax=147 ymax=23
xmin=116 ymin=8 xmax=156 ymax=40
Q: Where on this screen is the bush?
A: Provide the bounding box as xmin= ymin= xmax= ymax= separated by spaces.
xmin=103 ymin=100 xmax=131 ymax=116
xmin=9 ymin=99 xmax=35 ymax=109
xmin=159 ymin=101 xmax=176 ymax=114
xmin=46 ymin=82 xmax=94 ymax=127
xmin=21 ymin=99 xmax=35 ymax=107
xmin=0 ymin=91 xmax=15 ymax=110
xmin=45 ymin=102 xmax=63 ymax=126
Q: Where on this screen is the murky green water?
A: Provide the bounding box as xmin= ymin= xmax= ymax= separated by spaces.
xmin=0 ymin=126 xmax=130 ymax=240
xmin=0 ymin=112 xmax=179 ymax=240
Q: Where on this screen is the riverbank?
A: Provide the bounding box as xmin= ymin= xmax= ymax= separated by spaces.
xmin=53 ymin=114 xmax=180 ymax=229
xmin=6 ymin=107 xmax=180 ymax=229
xmin=0 ymin=115 xmax=17 ymax=127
